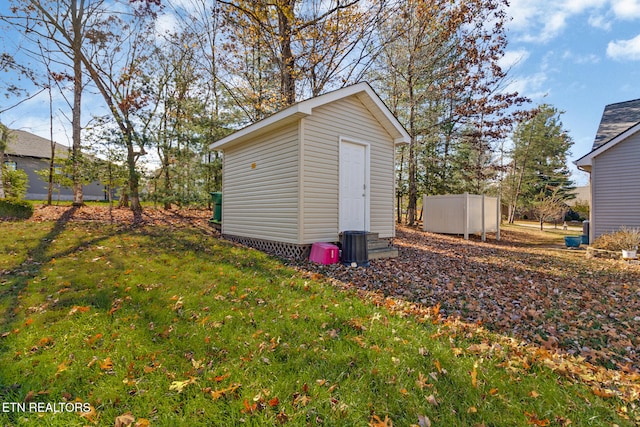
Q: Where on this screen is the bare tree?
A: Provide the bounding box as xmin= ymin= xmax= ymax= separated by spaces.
xmin=217 ymin=0 xmax=373 ymax=114
xmin=3 ymin=0 xmax=108 ymax=206
xmin=5 ymin=0 xmax=160 ymax=219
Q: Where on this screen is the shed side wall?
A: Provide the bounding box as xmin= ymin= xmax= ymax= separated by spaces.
xmin=592 ymin=132 xmax=640 ymax=238
xmin=302 ymin=95 xmax=396 ymax=242
xmin=221 ymin=124 xmax=299 ymax=243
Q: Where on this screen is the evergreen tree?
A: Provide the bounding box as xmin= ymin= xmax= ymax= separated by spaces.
xmin=504 ymin=104 xmax=575 ymax=223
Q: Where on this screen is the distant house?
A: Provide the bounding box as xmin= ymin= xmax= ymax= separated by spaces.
xmin=3 ymin=129 xmax=107 ymax=201
xmin=210 ymin=82 xmax=410 ymax=259
xmin=576 ymin=99 xmax=640 ymax=241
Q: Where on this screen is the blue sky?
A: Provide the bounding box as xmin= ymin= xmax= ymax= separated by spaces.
xmin=502 ymin=0 xmax=640 ymax=185
xmin=3 ymin=0 xmax=640 ymax=186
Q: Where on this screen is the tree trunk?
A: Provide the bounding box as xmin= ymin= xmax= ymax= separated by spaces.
xmin=47 ymin=79 xmax=55 ymax=205
xmin=277 ymin=0 xmax=296 ymax=105
xmin=397 ymin=146 xmax=404 ymax=224
xmin=125 ymin=135 xmax=143 ymax=221
xmin=71 ymin=0 xmax=84 ymax=207
xmin=0 ymin=128 xmax=6 ymax=199
xmin=406 ymin=67 xmax=417 ymax=226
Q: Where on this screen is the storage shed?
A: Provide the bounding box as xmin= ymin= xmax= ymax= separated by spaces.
xmin=210 ymin=82 xmax=410 ymax=259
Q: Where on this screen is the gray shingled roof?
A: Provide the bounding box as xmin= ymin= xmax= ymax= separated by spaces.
xmin=592 ymin=98 xmax=640 ymax=150
xmin=5 ymin=129 xmax=70 ymax=159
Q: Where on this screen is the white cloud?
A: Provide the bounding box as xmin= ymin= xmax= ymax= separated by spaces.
xmin=564 ymin=0 xmax=607 ymax=13
xmin=506 ymin=0 xmax=640 ymax=43
xmin=504 ymin=72 xmax=549 ymax=99
xmin=498 ymin=49 xmax=530 ymax=71
xmin=561 ymin=50 xmax=601 ymax=64
xmin=611 ymin=0 xmax=640 ymax=19
xmin=588 ymin=13 xmax=613 ymax=30
xmin=155 ymin=12 xmax=179 ymax=36
xmin=607 ymin=33 xmax=640 ymax=60
xmin=540 ymin=12 xmax=569 ymax=41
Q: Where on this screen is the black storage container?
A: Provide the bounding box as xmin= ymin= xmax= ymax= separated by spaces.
xmin=341 ymin=230 xmax=369 ymax=267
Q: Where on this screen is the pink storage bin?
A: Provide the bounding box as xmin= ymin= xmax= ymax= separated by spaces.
xmin=309 ymin=242 xmax=339 ymax=264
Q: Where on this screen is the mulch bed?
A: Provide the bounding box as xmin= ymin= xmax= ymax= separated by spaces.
xmin=20 ymin=205 xmax=640 ymax=371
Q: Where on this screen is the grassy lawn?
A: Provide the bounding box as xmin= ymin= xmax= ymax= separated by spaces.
xmin=0 ymin=213 xmax=638 ymax=426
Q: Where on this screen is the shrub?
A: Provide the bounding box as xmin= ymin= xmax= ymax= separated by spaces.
xmin=0 ymin=199 xmax=34 ymax=219
xmin=2 ymin=167 xmax=28 ymax=199
xmin=591 ymin=226 xmax=640 ymax=251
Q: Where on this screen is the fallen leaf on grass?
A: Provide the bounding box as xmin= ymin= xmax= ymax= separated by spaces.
xmin=292 ymin=394 xmax=311 ymax=408
xmin=114 ymin=413 xmax=135 ymax=427
xmin=38 ymin=337 xmax=53 ymax=347
xmin=416 ymin=414 xmax=431 ymax=427
xmin=86 ymin=333 xmax=103 ymax=346
xmin=471 ymin=361 xmax=478 ymax=388
xmin=68 ymin=305 xmax=90 ymax=316
xmin=99 ymin=357 xmax=113 ymax=371
xmin=79 ymin=404 xmax=98 ymax=424
xmin=592 ymin=387 xmax=616 ymax=398
xmin=369 ymin=414 xmax=393 ymax=427
xmin=241 ymin=399 xmax=258 ymax=414
xmin=56 ymin=360 xmax=70 ymax=374
xmin=524 ymin=411 xmax=550 ymax=426
xmin=208 ymin=383 xmax=241 ymax=400
xmin=268 ymin=397 xmax=280 ymax=407
xmin=169 ymin=377 xmax=197 ymax=393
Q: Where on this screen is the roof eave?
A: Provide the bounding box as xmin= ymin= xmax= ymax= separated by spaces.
xmin=575 ymin=121 xmax=640 ymax=170
xmin=210 ymin=82 xmax=411 ymax=150
xmin=210 ymin=106 xmax=311 ymax=151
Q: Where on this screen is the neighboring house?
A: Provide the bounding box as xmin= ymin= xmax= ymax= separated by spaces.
xmin=210 ymin=82 xmax=410 ymax=260
xmin=3 ymin=129 xmax=107 ymax=201
xmin=567 ymin=185 xmax=590 ymax=207
xmin=575 ymin=98 xmax=640 ymax=241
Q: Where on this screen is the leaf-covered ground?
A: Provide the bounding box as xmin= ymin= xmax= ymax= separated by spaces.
xmin=28 ymin=204 xmax=215 ymax=233
xmin=297 ymin=226 xmax=640 ymax=373
xmin=27 ymin=206 xmax=640 ymax=372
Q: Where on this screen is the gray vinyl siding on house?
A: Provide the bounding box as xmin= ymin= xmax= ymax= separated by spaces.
xmin=302 ymin=95 xmax=396 ymax=243
xmin=221 ymin=124 xmax=300 ymax=243
xmin=591 ymin=132 xmax=640 ymax=238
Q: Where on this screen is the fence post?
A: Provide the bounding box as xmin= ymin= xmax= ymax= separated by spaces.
xmin=496 ymin=195 xmax=501 ymax=241
xmin=481 ymin=194 xmax=486 ymax=242
xmin=463 ymin=192 xmax=469 ymax=240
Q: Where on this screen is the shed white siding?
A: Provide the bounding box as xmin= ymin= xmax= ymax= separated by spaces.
xmin=591 ymin=133 xmax=640 ymax=238
xmin=221 ymin=124 xmax=300 ymax=243
xmin=301 ymin=95 xmax=396 ymax=242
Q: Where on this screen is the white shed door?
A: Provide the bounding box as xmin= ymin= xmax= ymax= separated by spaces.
xmin=339 ymin=141 xmax=369 ymax=232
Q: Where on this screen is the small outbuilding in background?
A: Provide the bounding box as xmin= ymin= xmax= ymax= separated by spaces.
xmin=210 ymin=82 xmax=410 ymax=260
xmin=423 ymin=193 xmax=500 ymax=241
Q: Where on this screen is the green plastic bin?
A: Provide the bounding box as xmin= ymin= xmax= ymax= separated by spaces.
xmin=210 ymin=192 xmax=222 ymax=224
